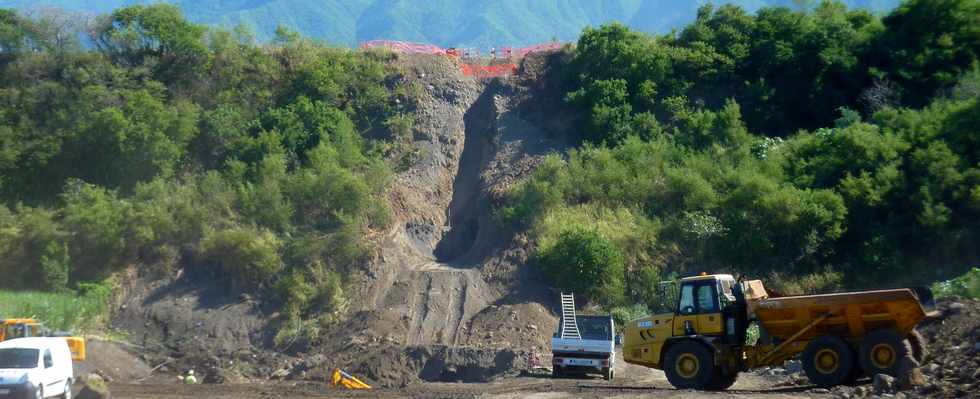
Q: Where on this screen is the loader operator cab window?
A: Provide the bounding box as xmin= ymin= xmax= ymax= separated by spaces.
xmin=677 ymin=281 xmax=719 ymax=315
xmin=4 ymin=324 xmax=27 ymax=339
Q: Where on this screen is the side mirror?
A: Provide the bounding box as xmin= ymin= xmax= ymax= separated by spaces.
xmin=615 ymin=335 xmax=623 ymax=345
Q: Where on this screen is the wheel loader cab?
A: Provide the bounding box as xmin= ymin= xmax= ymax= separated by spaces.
xmin=0 ymin=320 xmax=42 ymax=342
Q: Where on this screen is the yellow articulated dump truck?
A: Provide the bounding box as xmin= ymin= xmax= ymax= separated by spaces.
xmin=623 ymin=273 xmax=932 ymax=390
xmin=0 ymin=319 xmax=86 ymax=361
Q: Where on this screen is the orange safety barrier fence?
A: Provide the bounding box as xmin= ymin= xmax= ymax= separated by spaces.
xmin=460 ymin=63 xmax=518 ymax=78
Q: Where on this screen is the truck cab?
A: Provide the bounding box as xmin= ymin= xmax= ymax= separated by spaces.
xmin=623 ymin=273 xmax=745 ymax=389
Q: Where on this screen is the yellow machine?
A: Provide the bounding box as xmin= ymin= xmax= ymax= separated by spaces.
xmin=623 ymin=273 xmax=931 ymax=390
xmin=0 ymin=318 xmax=87 ymax=361
xmin=330 ymin=368 xmax=371 ymax=389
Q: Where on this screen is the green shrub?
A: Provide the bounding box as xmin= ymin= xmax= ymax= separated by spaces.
xmin=60 ymin=182 xmax=130 ymax=280
xmin=767 ymin=268 xmax=844 ymax=296
xmin=39 ymin=242 xmax=71 ymax=292
xmin=931 ymin=267 xmax=980 ymax=300
xmin=609 ymin=303 xmax=650 ymax=332
xmin=537 ymin=226 xmax=625 ymax=307
xmin=198 ymin=226 xmax=283 ymax=291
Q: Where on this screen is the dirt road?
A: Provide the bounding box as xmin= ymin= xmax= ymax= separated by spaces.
xmin=105 ymin=349 xmax=827 ymax=399
xmin=107 ymin=374 xmax=826 ymax=399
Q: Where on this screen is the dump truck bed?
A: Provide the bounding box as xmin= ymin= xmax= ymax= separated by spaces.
xmin=751 ymin=288 xmax=927 ymax=342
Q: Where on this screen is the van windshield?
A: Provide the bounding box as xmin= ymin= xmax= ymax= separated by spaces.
xmin=0 ymin=348 xmax=38 ymax=369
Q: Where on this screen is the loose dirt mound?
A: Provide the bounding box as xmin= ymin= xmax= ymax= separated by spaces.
xmin=913 ymin=299 xmax=980 ymax=398
xmin=75 ymin=339 xmax=154 ymax=383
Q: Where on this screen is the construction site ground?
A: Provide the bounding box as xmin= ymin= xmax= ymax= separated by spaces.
xmin=101 ymin=355 xmax=827 ymax=399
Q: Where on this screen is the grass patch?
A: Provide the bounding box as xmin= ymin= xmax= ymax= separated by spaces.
xmin=0 ymin=282 xmax=111 ymax=333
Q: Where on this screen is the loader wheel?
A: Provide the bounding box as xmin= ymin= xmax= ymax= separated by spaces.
xmin=802 ymin=336 xmax=855 ymax=387
xmin=859 ymin=329 xmax=907 ymax=377
xmin=906 ymin=328 xmax=927 ymax=364
xmin=664 ymin=341 xmax=715 ymax=389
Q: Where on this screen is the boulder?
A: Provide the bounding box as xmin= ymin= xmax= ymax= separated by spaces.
xmin=873 ymin=373 xmax=896 ymax=394
xmin=896 ymin=356 xmax=925 ymax=390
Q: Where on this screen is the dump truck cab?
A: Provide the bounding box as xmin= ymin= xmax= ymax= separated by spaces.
xmin=623 ymin=274 xmax=740 ymax=371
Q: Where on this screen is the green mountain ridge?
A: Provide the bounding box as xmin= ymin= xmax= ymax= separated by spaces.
xmin=0 ymin=0 xmax=900 ymax=47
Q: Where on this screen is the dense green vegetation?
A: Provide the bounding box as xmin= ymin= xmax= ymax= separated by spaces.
xmin=0 ymin=0 xmax=900 ymax=48
xmin=0 ymin=4 xmax=410 ymax=334
xmin=501 ymin=0 xmax=980 ymax=308
xmin=0 ymin=282 xmax=111 ymax=332
xmin=931 ymin=267 xmax=980 ymax=300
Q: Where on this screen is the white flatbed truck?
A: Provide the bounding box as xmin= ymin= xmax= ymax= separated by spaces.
xmin=550 ymin=293 xmax=617 ymax=380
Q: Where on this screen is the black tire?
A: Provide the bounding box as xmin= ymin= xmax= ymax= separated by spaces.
xmin=859 ymin=329 xmax=907 ymax=377
xmin=906 ymin=329 xmax=927 ymax=364
xmin=552 ymin=366 xmax=561 ymax=379
xmin=802 ymin=335 xmax=856 ymax=387
xmin=844 ymin=355 xmax=864 ymax=384
xmin=663 ymin=340 xmax=716 ymax=390
xmin=603 ymin=367 xmax=613 ymax=380
xmin=60 ymin=380 xmax=72 ymax=399
xmin=709 ymin=370 xmax=739 ymax=390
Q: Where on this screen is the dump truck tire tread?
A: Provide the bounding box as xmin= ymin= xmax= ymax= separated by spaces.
xmin=907 ymin=328 xmax=926 ymax=364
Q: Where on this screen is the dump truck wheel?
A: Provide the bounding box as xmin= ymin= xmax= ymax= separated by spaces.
xmin=709 ymin=369 xmax=738 ymax=390
xmin=664 ymin=341 xmax=715 ymax=389
xmin=860 ymin=329 xmax=907 ymax=377
xmin=802 ymin=336 xmax=855 ymax=387
xmin=844 ymin=355 xmax=864 ymax=383
xmin=906 ymin=328 xmax=927 ymax=364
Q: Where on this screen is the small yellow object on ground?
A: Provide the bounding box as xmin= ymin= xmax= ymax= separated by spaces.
xmin=330 ymin=368 xmax=371 ymax=389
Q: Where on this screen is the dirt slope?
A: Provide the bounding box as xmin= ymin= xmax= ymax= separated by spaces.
xmin=106 ymin=52 xmax=570 ymax=387
xmin=315 ymin=53 xmax=569 ymax=387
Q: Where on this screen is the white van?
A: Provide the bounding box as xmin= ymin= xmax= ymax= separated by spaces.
xmin=0 ymin=338 xmax=73 ymax=399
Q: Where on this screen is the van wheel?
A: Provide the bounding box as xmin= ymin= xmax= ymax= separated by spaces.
xmin=859 ymin=329 xmax=907 ymax=377
xmin=663 ymin=341 xmax=715 ymax=389
xmin=802 ymin=336 xmax=855 ymax=387
xmin=34 ymin=386 xmax=42 ymax=399
xmin=551 ymin=366 xmax=561 ymax=378
xmin=602 ymin=367 xmax=613 ymax=380
xmin=60 ymin=380 xmax=71 ymax=399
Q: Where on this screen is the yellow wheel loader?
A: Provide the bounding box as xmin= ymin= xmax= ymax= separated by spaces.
xmin=0 ymin=319 xmax=86 ymax=361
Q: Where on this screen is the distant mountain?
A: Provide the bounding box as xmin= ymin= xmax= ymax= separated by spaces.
xmin=0 ymin=0 xmax=901 ymax=48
